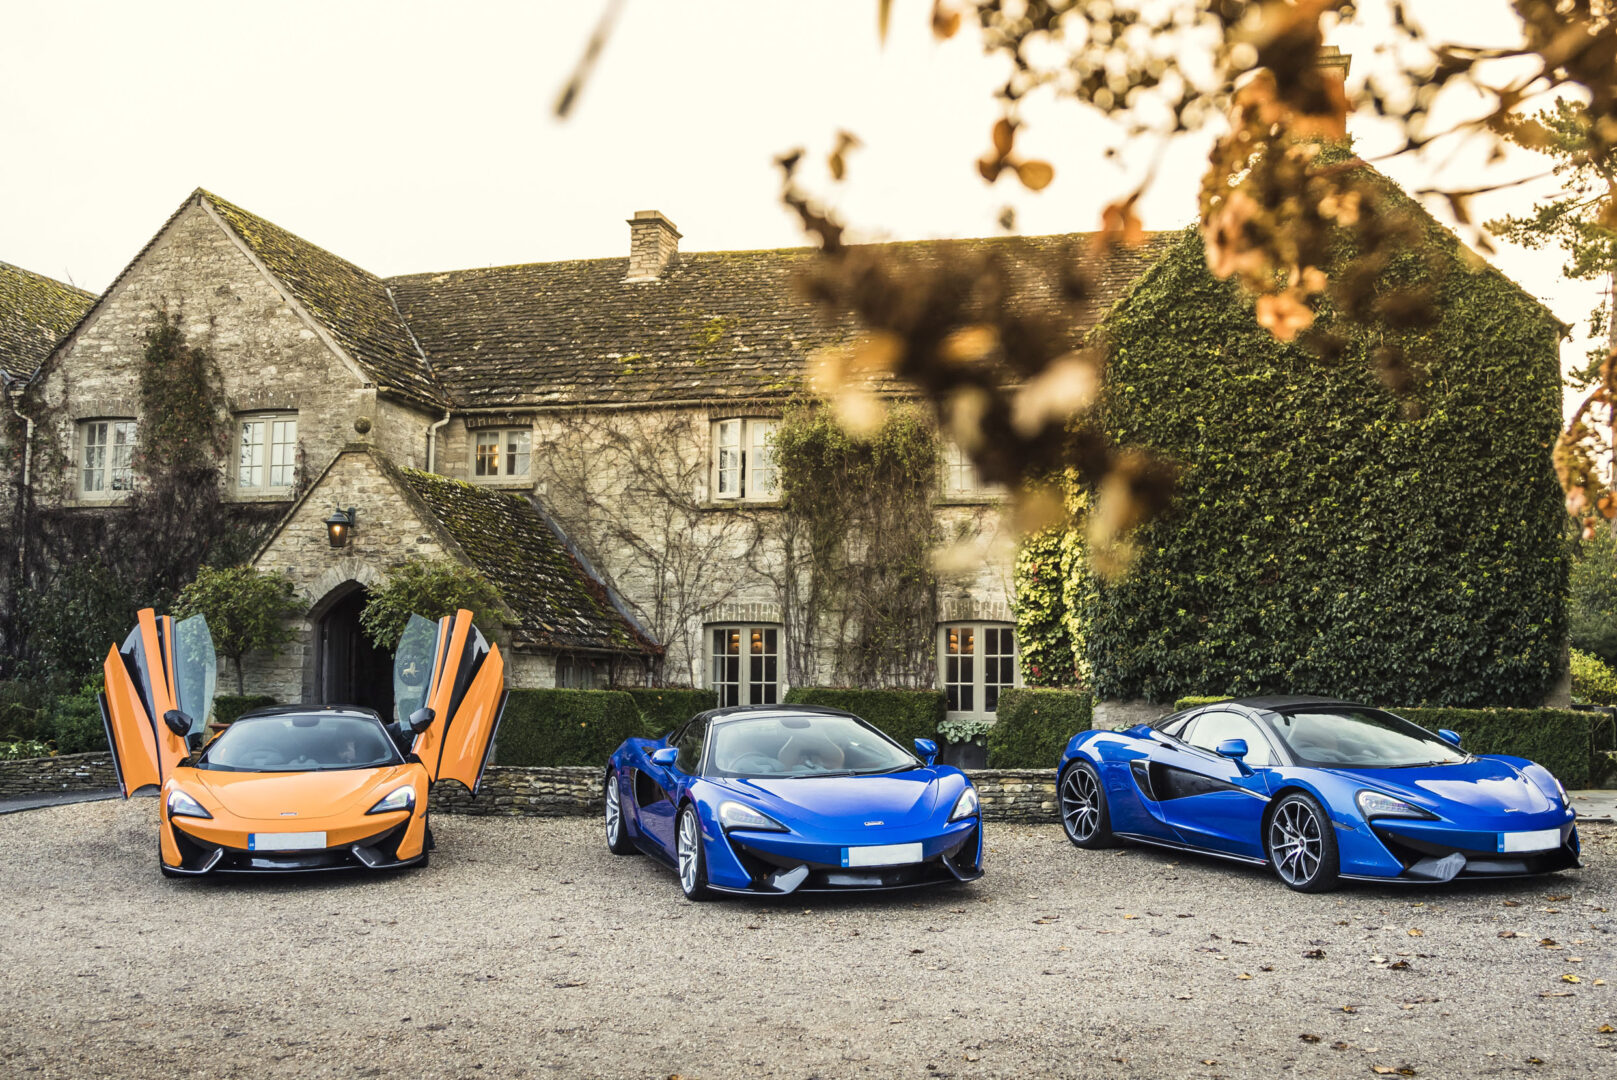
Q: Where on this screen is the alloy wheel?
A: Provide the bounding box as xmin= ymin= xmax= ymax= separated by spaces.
xmin=1061 ymin=766 xmax=1100 ymax=843
xmin=605 ymin=775 xmax=622 ymax=845
xmin=677 ymin=809 xmax=700 ymax=894
xmin=1269 ymin=799 xmax=1322 ymax=886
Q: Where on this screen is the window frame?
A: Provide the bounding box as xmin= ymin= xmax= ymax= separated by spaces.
xmin=939 ymin=442 xmax=1005 ymax=500
xmin=938 ymin=621 xmax=1020 ymax=721
xmin=706 ymin=623 xmax=783 ymax=707
xmin=234 ymin=411 xmax=299 ymax=496
xmin=76 ymin=418 xmax=138 ymax=499
xmin=710 ymin=417 xmax=780 ymax=503
xmin=1182 ymin=709 xmax=1277 ymax=767
xmin=470 ymin=425 xmax=533 ymax=483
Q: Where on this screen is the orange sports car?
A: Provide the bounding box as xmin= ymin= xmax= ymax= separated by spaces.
xmin=99 ymin=608 xmax=506 ymax=877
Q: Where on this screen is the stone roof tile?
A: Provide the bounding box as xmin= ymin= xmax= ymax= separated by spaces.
xmin=0 ymin=261 xmax=94 ymax=381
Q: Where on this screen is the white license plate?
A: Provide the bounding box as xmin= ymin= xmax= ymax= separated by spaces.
xmin=842 ymin=842 xmax=924 ymax=868
xmin=248 ymin=832 xmax=327 ymax=852
xmin=1499 ymin=828 xmax=1560 ymax=853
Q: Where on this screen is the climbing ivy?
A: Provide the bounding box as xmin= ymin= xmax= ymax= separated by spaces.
xmin=1072 ymin=207 xmax=1566 ymax=707
xmin=136 ymin=314 xmax=227 ymax=470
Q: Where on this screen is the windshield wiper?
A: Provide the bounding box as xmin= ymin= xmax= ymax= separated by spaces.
xmin=783 ymin=770 xmax=855 ymax=778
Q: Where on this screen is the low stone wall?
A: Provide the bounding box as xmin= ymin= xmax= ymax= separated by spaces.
xmin=434 ymin=765 xmax=1059 ymax=823
xmin=0 ymin=756 xmax=1061 ymax=824
xmin=0 ymin=752 xmax=119 ymax=798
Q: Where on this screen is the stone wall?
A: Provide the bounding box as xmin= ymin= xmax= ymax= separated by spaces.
xmin=0 ymin=752 xmax=119 ymax=798
xmin=431 ymin=765 xmax=1058 ymax=823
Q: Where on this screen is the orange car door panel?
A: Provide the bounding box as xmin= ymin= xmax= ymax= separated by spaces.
xmin=98 ymin=608 xmax=198 ymax=796
xmin=402 ymin=610 xmax=506 ymax=791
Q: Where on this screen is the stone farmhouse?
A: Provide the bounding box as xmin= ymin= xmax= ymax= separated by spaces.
xmin=0 ymin=190 xmax=1164 ymax=723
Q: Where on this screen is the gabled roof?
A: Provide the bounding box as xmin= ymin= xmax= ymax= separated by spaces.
xmin=393 ymin=465 xmax=657 ymax=656
xmin=0 ymin=261 xmax=94 ymax=381
xmin=386 ymin=234 xmax=1173 ymax=409
xmin=200 ymin=191 xmax=447 ymax=410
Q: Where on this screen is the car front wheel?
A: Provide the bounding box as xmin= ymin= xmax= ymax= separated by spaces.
xmin=1265 ymin=792 xmax=1340 ymax=892
xmin=1059 ymin=760 xmax=1115 ymax=848
xmin=676 ymin=804 xmax=713 ymax=901
xmin=604 ymin=769 xmax=635 ymax=855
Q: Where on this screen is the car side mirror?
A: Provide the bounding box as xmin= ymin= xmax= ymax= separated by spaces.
xmin=163 ymin=709 xmax=193 ymax=738
xmin=408 ymin=706 xmax=435 ymax=734
xmin=1438 ymin=728 xmax=1462 ymax=748
xmin=914 ymin=738 xmax=939 ymax=766
xmin=1216 ymin=738 xmax=1254 ymax=776
xmin=650 ymin=747 xmax=678 ymax=767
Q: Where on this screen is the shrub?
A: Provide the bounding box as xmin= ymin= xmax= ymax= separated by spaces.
xmin=783 ymin=687 xmax=945 ymax=749
xmin=360 ymin=557 xmax=505 ymax=652
xmin=1173 ymin=695 xmax=1233 ymax=711
xmin=494 ymin=689 xmax=644 ymax=767
xmin=626 ymin=687 xmax=713 ymax=736
xmin=0 ymin=739 xmax=53 ymax=760
xmin=1570 ymin=650 xmax=1617 ymax=706
xmin=214 ymin=695 xmax=277 ymax=725
xmin=175 ymin=565 xmax=305 ymax=694
xmin=43 ymin=679 xmax=108 ymax=755
xmin=1082 ymin=221 xmax=1566 ymax=707
xmin=1569 ymin=533 xmax=1617 ymax=665
xmin=988 ymin=689 xmax=1092 ymax=769
xmin=0 ymin=679 xmax=61 ymax=742
xmin=1397 ymin=707 xmax=1597 ymax=788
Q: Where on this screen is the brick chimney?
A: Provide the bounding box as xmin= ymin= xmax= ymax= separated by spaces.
xmin=625 ymin=210 xmax=681 ymax=282
xmin=1312 ymin=45 xmax=1351 ymax=140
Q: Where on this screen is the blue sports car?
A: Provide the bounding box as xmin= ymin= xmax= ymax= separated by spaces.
xmin=604 ymin=704 xmax=984 ymax=899
xmin=1057 ymin=696 xmax=1580 ymax=891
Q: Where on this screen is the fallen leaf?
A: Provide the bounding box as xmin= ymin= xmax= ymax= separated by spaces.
xmin=1562 ymin=974 xmax=1581 ymax=983
xmin=1373 ymin=1067 xmax=1397 ymax=1076
xmin=1342 ymin=1006 xmax=1358 ymax=1014
xmin=1016 ymin=159 xmax=1055 ymax=191
xmin=1202 ymin=1060 xmax=1218 ymax=1066
xmin=1502 ymin=900 xmax=1521 ymax=907
xmin=1387 ymin=960 xmax=1411 ymax=971
xmin=1599 ymin=1024 xmax=1614 ymax=1033
xmin=1408 ymin=929 xmax=1424 ymax=937
xmin=1303 ymin=948 xmax=1327 ymax=959
xmin=1260 ymin=965 xmax=1275 ymax=972
xmin=1546 ymin=894 xmax=1570 ymax=901
xmin=1174 ymin=994 xmax=1193 ymax=1000
xmin=1498 ymin=931 xmax=1517 ymax=938
xmin=1538 ymin=990 xmax=1574 ymax=997
xmin=1236 ymin=973 xmax=1252 ymax=981
xmin=1122 ymin=913 xmax=1138 ymax=920
xmin=1332 ymin=1042 xmax=1351 ymax=1051
xmin=1300 ymin=1033 xmax=1322 ymax=1043
xmin=1540 ymin=939 xmax=1559 ymax=948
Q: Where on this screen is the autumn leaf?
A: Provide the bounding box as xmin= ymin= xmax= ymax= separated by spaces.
xmin=1255 ymin=290 xmax=1316 ymax=342
xmin=992 ymin=118 xmax=1016 ymax=157
xmin=1300 ymin=1034 xmax=1321 ymax=1043
xmin=931 ymin=1 xmax=960 ymax=40
xmin=1017 ymin=159 xmax=1055 ymax=191
xmin=1561 ymin=974 xmax=1581 ymax=983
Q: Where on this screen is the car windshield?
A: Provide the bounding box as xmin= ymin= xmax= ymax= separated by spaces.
xmin=1265 ymin=708 xmax=1468 ymax=769
xmin=198 ymin=713 xmax=402 ymax=772
xmin=706 ymin=713 xmax=919 ymax=778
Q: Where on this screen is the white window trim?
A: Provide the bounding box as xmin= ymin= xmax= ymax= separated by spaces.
xmin=706 ymin=623 xmax=784 ymax=707
xmin=938 ymin=621 xmax=1020 ymax=720
xmin=710 ymin=418 xmax=780 ymax=503
xmin=76 ymin=418 xmax=138 ymax=500
xmin=471 ymin=425 xmax=534 ymax=484
xmin=940 ymin=442 xmax=1004 ymax=500
xmin=235 ymin=412 xmax=299 ymax=495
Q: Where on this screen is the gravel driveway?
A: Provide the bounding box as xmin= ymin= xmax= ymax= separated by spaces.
xmin=1 ymin=800 xmax=1612 ymax=1080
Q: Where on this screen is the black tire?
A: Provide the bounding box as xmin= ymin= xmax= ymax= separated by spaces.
xmin=413 ymin=851 xmax=430 ymax=870
xmin=1265 ymin=792 xmax=1340 ymax=893
xmin=1059 ymin=760 xmax=1115 ymax=848
xmin=676 ymin=803 xmax=713 ymax=901
xmin=604 ymin=769 xmax=635 ymax=855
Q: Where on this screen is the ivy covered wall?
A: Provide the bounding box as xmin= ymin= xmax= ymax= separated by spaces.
xmin=1018 ymin=207 xmax=1567 ymax=708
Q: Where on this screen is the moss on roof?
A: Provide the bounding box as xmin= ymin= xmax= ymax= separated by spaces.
xmin=0 ymin=261 xmax=94 ymax=381
xmin=396 ymin=466 xmax=655 ymax=655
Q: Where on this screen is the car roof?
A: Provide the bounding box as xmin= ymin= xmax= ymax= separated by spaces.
xmin=1201 ymin=695 xmax=1367 ymax=712
xmin=700 ymin=703 xmax=858 ymax=725
xmin=234 ymin=704 xmax=385 ymax=722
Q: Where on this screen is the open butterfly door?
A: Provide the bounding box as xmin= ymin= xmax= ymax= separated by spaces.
xmin=392 ymin=609 xmax=507 ymax=794
xmin=98 ymin=609 xmax=216 ymax=797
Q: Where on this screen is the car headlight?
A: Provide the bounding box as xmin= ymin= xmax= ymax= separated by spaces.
xmin=1355 ymin=790 xmax=1432 ymax=820
xmin=717 ymin=801 xmax=787 ymax=832
xmin=1552 ymin=774 xmax=1568 ymax=806
xmin=950 ymin=786 xmax=980 ymax=821
xmin=166 ymin=789 xmax=212 ymax=820
xmin=367 ymin=786 xmax=416 ymax=815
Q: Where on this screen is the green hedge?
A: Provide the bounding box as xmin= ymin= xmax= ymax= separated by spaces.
xmin=1081 ymin=209 xmax=1566 ymax=708
xmin=1570 ymin=650 xmax=1617 ymax=706
xmin=214 ymin=695 xmax=276 ymax=724
xmin=1397 ymin=707 xmax=1597 ymax=788
xmin=626 ymin=687 xmax=714 ymax=736
xmin=989 ymin=689 xmax=1091 ymax=768
xmin=784 ymin=687 xmax=945 ymax=749
xmin=1173 ymin=695 xmax=1232 ymax=711
xmin=494 ymin=688 xmax=645 ymax=767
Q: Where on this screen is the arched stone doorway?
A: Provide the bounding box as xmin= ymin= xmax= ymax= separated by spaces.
xmin=312 ymin=582 xmax=395 ymax=719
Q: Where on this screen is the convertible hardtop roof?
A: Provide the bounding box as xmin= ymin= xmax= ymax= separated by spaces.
xmin=233 ymin=704 xmax=386 ymax=722
xmin=1220 ymin=695 xmax=1366 ymax=712
xmin=697 ymin=703 xmax=860 ymax=725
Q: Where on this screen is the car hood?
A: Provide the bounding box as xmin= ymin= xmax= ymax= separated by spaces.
xmin=722 ymin=769 xmax=948 ymax=829
xmin=182 ymin=764 xmax=417 ymax=821
xmin=1330 ymin=755 xmax=1556 ymax=817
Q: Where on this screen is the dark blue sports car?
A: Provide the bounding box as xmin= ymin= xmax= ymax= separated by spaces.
xmin=1057 ymin=696 xmax=1580 ymax=891
xmin=605 ymin=704 xmax=984 ymax=899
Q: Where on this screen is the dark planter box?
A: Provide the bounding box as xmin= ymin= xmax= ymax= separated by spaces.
xmin=941 ymin=740 xmax=988 ymax=769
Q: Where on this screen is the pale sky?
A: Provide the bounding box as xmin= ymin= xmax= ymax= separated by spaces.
xmin=0 ymin=0 xmax=1604 ymax=392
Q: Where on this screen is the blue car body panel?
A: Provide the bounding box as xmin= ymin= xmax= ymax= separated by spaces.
xmin=1058 ymin=704 xmax=1581 ymax=884
xmin=607 ymin=707 xmax=983 ymax=895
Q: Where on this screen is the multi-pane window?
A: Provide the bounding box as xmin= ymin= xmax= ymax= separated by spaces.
xmin=712 ymin=418 xmax=779 ymax=501
xmin=238 ymin=413 xmax=298 ymax=493
xmin=941 ymin=443 xmax=1003 ymax=497
xmin=556 ymin=656 xmax=596 ymax=690
xmin=473 ymin=427 xmax=532 ymax=480
xmin=940 ymin=622 xmax=1019 ymax=719
xmin=79 ymin=419 xmax=137 ymax=496
xmin=709 ymin=624 xmax=781 ymax=707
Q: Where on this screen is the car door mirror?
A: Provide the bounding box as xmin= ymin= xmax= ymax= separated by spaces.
xmin=163 ymin=709 xmax=194 ymax=738
xmin=1437 ymin=728 xmax=1462 ymax=748
xmin=1215 ymin=738 xmax=1248 ymax=759
xmin=650 ymin=747 xmax=678 ymax=767
xmin=408 ymin=706 xmax=435 ymax=734
xmin=914 ymin=738 xmax=939 ymax=766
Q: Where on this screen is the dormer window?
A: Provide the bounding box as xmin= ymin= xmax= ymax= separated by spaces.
xmin=712 ymin=418 xmax=778 ymax=502
xmin=473 ymin=428 xmax=532 ymax=481
xmin=79 ymin=419 xmax=137 ymax=498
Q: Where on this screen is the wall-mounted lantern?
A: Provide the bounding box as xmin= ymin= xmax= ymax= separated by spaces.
xmin=325 ymin=507 xmax=357 ymax=548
